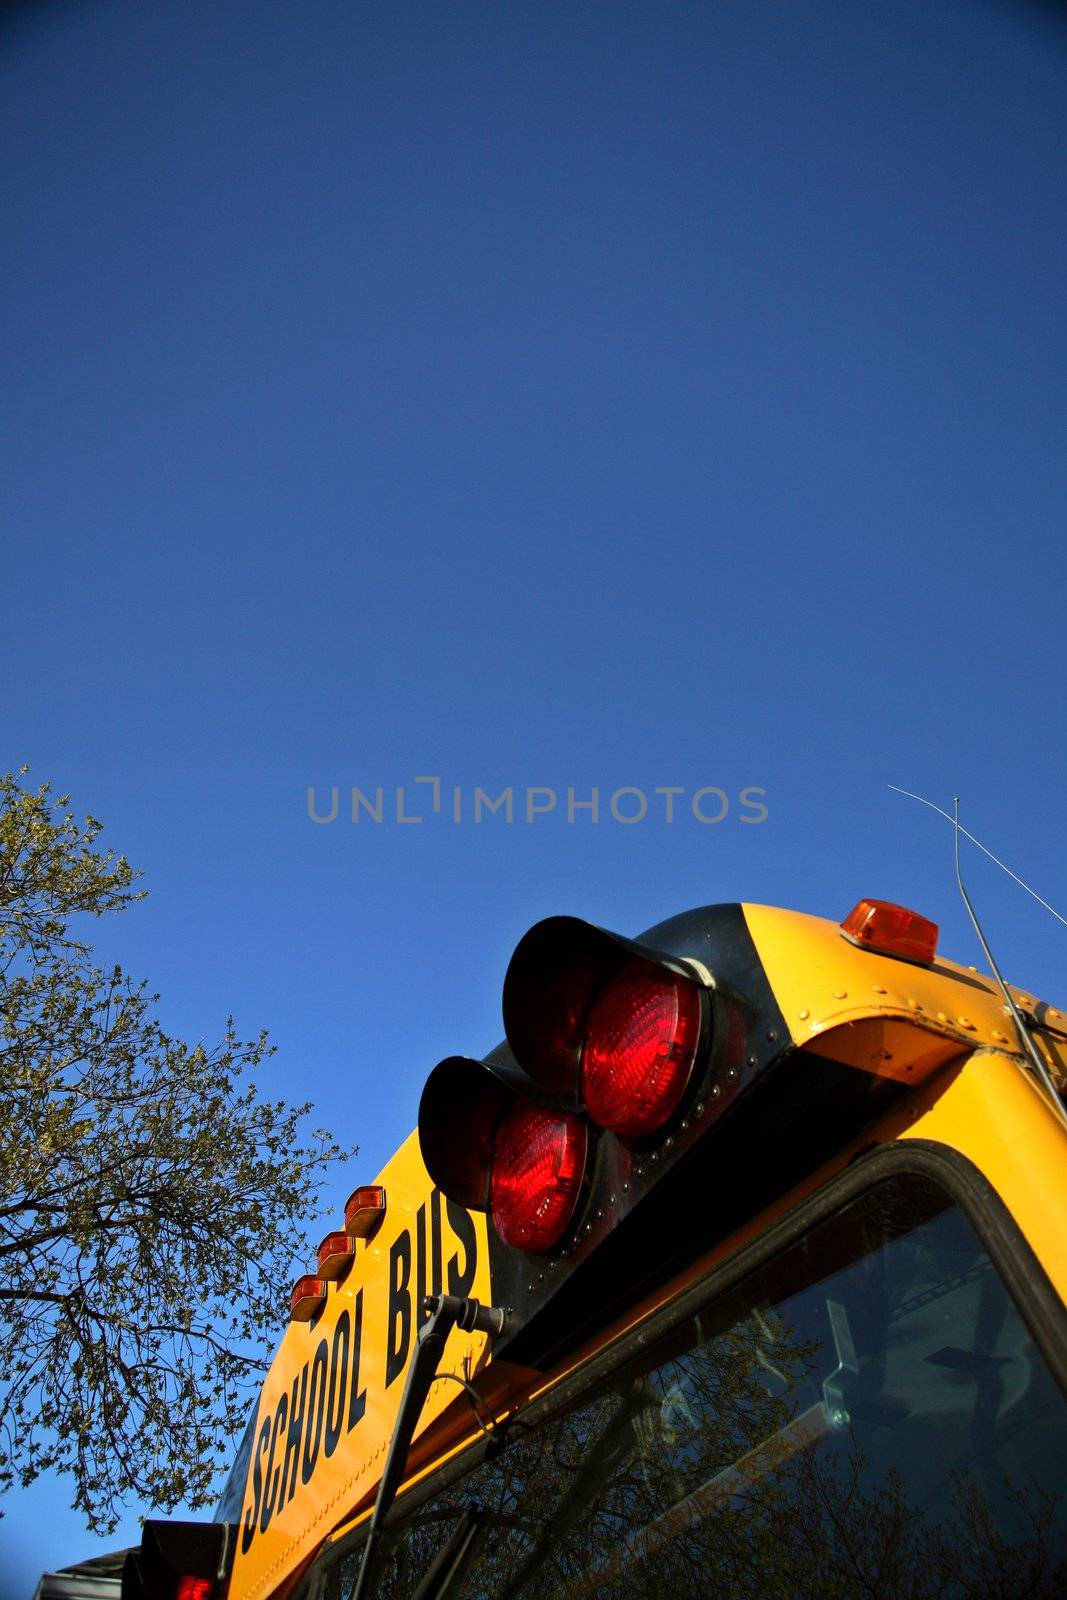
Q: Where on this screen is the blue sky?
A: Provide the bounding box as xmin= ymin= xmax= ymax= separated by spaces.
xmin=3 ymin=0 xmax=1066 ymax=1588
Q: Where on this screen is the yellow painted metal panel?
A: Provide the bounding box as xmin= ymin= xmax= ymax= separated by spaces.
xmin=226 ymin=1130 xmax=491 ymax=1600
xmin=742 ymin=905 xmax=1067 ymax=1294
xmin=899 ymin=1048 xmax=1067 ymax=1303
xmin=743 ymin=902 xmax=1033 ymax=1064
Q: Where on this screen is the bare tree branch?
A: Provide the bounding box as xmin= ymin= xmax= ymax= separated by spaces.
xmin=0 ymin=769 xmax=355 ymax=1532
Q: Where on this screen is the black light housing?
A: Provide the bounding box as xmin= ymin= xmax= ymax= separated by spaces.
xmin=419 ymin=1051 xmax=525 ymax=1211
xmin=419 ymin=1050 xmax=592 ymax=1255
xmin=416 ymin=903 xmax=948 ymax=1374
xmin=418 ymin=905 xmax=795 ymax=1368
xmin=121 ymin=1522 xmax=234 ymax=1600
xmin=502 ymin=915 xmax=710 ymax=1100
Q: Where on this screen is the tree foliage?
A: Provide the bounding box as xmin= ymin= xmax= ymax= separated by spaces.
xmin=0 ymin=770 xmax=352 ymax=1531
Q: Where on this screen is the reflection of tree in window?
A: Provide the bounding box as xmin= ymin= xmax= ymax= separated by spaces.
xmin=324 ymin=1176 xmax=1067 ymax=1600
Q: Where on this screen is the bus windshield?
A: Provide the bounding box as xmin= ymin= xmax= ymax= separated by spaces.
xmin=319 ymin=1171 xmax=1067 ymax=1600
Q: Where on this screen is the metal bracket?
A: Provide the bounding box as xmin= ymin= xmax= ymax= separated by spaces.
xmin=351 ymin=1296 xmax=509 ymax=1600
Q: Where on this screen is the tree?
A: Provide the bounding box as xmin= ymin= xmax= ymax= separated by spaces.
xmin=0 ymin=770 xmax=353 ymax=1532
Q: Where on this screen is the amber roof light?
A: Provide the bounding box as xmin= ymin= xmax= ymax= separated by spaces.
xmin=840 ymin=899 xmax=938 ymax=965
xmin=290 ymin=1275 xmax=326 ymax=1322
xmin=344 ymin=1184 xmax=387 ymax=1239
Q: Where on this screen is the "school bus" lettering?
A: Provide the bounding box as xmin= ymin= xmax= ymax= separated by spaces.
xmin=240 ymin=1190 xmax=478 ymax=1552
xmin=386 ymin=1193 xmax=477 ymax=1386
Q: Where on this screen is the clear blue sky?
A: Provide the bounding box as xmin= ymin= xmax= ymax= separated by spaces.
xmin=3 ymin=0 xmax=1065 ymax=1590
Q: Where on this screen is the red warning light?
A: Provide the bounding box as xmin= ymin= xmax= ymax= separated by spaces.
xmin=582 ymin=961 xmax=702 ymax=1137
xmin=840 ymin=899 xmax=938 ymax=965
xmin=176 ymin=1580 xmax=212 ymax=1600
xmin=489 ymin=1102 xmax=588 ymax=1253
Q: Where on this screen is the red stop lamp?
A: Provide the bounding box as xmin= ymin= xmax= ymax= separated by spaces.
xmin=840 ymin=899 xmax=938 ymax=965
xmin=317 ymin=1231 xmax=355 ymax=1280
xmin=344 ymin=1184 xmax=387 ymax=1240
xmin=176 ymin=1580 xmax=212 ymax=1600
xmin=489 ymin=1101 xmax=588 ymax=1252
xmin=290 ymin=1275 xmax=326 ymax=1323
xmin=581 ymin=960 xmax=702 ymax=1138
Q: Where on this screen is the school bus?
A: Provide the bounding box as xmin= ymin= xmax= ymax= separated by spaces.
xmin=121 ymin=897 xmax=1067 ymax=1599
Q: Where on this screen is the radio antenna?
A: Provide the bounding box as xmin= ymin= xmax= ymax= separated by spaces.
xmin=950 ymin=795 xmax=1067 ymax=1128
xmin=889 ymin=784 xmax=1066 ymax=1128
xmin=888 ymin=785 xmax=1067 ymax=929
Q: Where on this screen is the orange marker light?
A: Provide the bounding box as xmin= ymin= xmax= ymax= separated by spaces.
xmin=317 ymin=1231 xmax=355 ymax=1280
xmin=344 ymin=1184 xmax=387 ymax=1239
xmin=840 ymin=899 xmax=938 ymax=965
xmin=290 ymin=1275 xmax=326 ymax=1322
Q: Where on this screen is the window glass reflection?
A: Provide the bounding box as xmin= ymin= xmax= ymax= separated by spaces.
xmin=325 ymin=1174 xmax=1067 ymax=1600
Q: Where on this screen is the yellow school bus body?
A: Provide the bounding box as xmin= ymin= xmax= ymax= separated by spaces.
xmin=227 ymin=1137 xmax=495 ymax=1600
xmin=221 ymin=902 xmax=1067 ymax=1600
